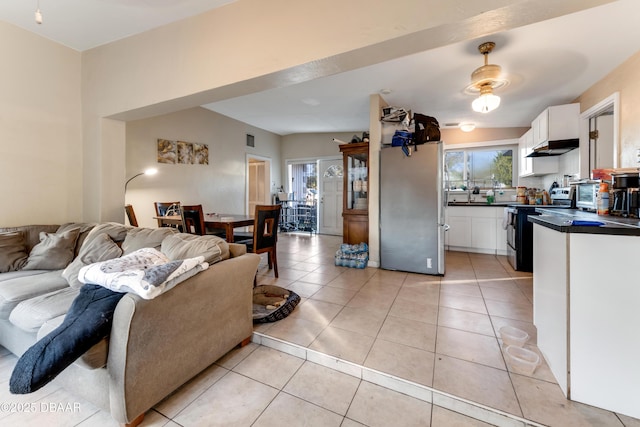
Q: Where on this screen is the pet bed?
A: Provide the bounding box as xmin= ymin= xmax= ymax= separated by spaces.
xmin=252 ymin=285 xmax=300 ymax=323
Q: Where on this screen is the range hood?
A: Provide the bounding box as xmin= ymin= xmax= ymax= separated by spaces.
xmin=526 ymin=138 xmax=579 ymax=157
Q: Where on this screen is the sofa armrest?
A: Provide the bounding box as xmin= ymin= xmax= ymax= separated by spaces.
xmin=106 ymin=253 xmax=260 ymax=424
xmin=228 ymin=242 xmax=247 ymax=257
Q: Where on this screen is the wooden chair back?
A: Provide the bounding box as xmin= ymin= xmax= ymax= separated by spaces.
xmin=124 ymin=204 xmax=139 ymax=227
xmin=154 ymin=201 xmax=181 ymax=228
xmin=181 ymin=205 xmax=207 ymax=235
xmin=253 ymin=205 xmax=281 ymax=253
xmin=251 ymin=204 xmax=282 ymax=277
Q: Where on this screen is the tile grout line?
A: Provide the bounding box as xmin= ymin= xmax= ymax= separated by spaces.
xmin=252 ymin=331 xmax=546 ymax=427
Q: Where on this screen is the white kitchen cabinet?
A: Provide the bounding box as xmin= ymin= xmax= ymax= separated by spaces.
xmin=533 ymin=223 xmax=640 ymax=419
xmin=471 ymin=217 xmax=496 ymax=251
xmin=519 ymin=128 xmax=559 ymax=177
xmin=532 ymin=103 xmax=580 ymax=145
xmin=533 ymin=224 xmax=569 ymax=395
xmin=445 ymin=206 xmax=505 ymax=254
xmin=445 ymin=213 xmax=471 ymax=248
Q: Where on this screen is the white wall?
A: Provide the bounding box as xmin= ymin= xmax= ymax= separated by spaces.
xmin=125 ymin=108 xmax=281 ymax=228
xmin=0 ymin=22 xmax=82 ymax=227
xmin=81 ymin=0 xmax=573 ymax=223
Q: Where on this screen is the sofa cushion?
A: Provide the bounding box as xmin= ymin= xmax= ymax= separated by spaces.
xmin=9 ymin=287 xmax=79 ymax=334
xmin=0 ymin=270 xmax=69 ymax=319
xmin=0 ymin=232 xmax=29 ymax=273
xmin=57 ymin=223 xmax=96 ymax=257
xmin=62 ymin=233 xmax=123 ymax=289
xmin=85 ymin=222 xmax=131 ymax=245
xmin=0 ymin=270 xmax=50 ymax=283
xmin=38 ymin=315 xmax=109 ymax=370
xmin=161 ymin=233 xmax=229 ymax=265
xmin=22 ymin=228 xmax=81 ymax=271
xmin=121 ymin=227 xmax=177 ymax=255
xmin=10 ymin=284 xmax=126 ymax=393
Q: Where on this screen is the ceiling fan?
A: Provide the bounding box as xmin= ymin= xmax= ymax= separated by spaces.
xmin=464 ymin=42 xmax=509 ymax=113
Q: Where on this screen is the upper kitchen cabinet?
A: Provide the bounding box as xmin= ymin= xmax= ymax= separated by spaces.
xmin=529 ymin=103 xmax=580 ymax=156
xmin=533 ymin=103 xmax=580 ymax=144
xmin=519 ymin=128 xmax=558 ymax=177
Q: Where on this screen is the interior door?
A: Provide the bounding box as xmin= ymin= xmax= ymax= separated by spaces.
xmin=589 ymin=110 xmax=614 ymax=170
xmin=318 ymin=158 xmax=343 ymax=235
xmin=247 ymin=157 xmax=270 ymax=215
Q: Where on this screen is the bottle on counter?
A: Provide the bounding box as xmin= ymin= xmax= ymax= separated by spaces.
xmin=597 ymin=182 xmax=610 ymax=215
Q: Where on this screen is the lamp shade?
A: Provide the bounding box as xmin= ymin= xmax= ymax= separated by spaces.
xmin=125 ymin=168 xmax=157 ymax=190
xmin=472 ymin=92 xmax=501 ymax=113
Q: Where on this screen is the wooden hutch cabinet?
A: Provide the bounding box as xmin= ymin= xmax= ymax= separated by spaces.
xmin=339 ymin=141 xmax=369 ymax=244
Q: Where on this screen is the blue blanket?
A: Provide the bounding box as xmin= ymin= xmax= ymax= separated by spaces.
xmin=10 ymin=284 xmax=124 ymax=394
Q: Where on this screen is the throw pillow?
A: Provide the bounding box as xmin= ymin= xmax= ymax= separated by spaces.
xmin=121 ymin=227 xmax=177 ymax=255
xmin=161 ymin=233 xmax=229 ymax=265
xmin=57 ymin=222 xmax=96 ymax=257
xmin=22 ymin=228 xmax=81 ymax=271
xmin=0 ymin=232 xmax=29 ymax=273
xmin=62 ymin=233 xmax=123 ymax=289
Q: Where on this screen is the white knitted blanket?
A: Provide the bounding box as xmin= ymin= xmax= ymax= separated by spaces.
xmin=78 ymin=247 xmax=208 ymax=299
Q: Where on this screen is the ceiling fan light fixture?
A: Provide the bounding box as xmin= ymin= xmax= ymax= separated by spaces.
xmin=472 ymin=84 xmax=501 ymax=113
xmin=459 ymin=123 xmax=476 ymax=132
xmin=465 ymin=41 xmax=507 ymax=113
xmin=35 ymin=1 xmax=43 ymax=25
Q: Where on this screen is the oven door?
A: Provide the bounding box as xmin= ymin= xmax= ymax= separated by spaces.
xmin=506 ymin=208 xmax=517 ymax=249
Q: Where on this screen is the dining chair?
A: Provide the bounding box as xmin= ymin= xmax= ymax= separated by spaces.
xmin=180 ymin=205 xmax=207 ymax=235
xmin=154 ymin=201 xmax=182 ymax=228
xmin=236 ymin=204 xmax=282 ymax=278
xmin=124 ymin=204 xmax=139 ymax=227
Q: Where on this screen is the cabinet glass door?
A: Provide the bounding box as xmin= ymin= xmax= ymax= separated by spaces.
xmin=346 ymin=151 xmax=368 ymax=211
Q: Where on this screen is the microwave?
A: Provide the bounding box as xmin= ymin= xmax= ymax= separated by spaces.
xmin=575 ymin=182 xmax=599 ymax=211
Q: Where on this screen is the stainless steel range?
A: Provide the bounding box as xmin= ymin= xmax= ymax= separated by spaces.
xmin=506 ymin=187 xmax=573 ymax=271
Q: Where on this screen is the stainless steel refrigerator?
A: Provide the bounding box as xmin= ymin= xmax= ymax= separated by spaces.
xmin=380 ymin=142 xmax=446 ymax=275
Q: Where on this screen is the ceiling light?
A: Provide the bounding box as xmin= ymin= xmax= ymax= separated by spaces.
xmin=464 ymin=41 xmax=508 ymax=113
xmin=471 ymin=84 xmax=501 ymax=113
xmin=459 ymin=123 xmax=476 ymax=132
xmin=35 ymin=1 xmax=43 ymax=25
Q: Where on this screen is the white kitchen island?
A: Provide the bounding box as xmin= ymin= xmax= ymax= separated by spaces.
xmin=530 ymin=209 xmax=640 ymax=420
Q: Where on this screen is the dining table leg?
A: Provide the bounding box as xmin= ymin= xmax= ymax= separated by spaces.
xmin=225 ymin=225 xmax=234 ymax=243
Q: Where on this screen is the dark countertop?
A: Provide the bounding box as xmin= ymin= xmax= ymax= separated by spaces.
xmin=528 ymin=208 xmax=640 ymax=235
xmin=447 ymin=202 xmax=522 ymax=207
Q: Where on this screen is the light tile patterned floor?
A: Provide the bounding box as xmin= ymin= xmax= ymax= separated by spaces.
xmin=1 ymin=232 xmax=639 ymax=426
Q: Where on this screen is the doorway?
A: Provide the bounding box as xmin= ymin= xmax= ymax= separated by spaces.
xmin=318 ymin=158 xmax=343 ymax=235
xmin=247 ymin=155 xmax=271 ymax=215
xmin=580 ymin=92 xmax=619 ymax=177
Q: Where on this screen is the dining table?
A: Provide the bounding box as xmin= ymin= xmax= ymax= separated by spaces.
xmin=153 ymin=213 xmax=254 ymax=243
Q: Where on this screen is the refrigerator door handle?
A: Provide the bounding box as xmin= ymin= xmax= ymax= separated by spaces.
xmin=440 ymin=223 xmax=450 ymax=231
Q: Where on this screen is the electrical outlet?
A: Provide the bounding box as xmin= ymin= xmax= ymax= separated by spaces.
xmin=427 ymin=258 xmax=432 ymax=269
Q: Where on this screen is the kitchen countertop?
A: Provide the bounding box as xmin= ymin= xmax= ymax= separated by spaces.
xmin=447 ymin=202 xmax=521 ymax=207
xmin=528 ymin=208 xmax=640 ymax=235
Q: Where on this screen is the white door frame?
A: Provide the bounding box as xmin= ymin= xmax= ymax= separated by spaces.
xmin=246 ymin=154 xmax=272 ymax=215
xmin=579 ymin=92 xmax=620 ymax=177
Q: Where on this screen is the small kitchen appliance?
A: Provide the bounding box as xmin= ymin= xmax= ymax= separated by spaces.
xmin=611 ymin=172 xmax=640 ymax=217
xmin=575 ymin=182 xmax=600 ymax=212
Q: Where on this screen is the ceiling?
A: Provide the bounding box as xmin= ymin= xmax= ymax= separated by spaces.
xmin=2 ymin=1 xmax=640 ymax=136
